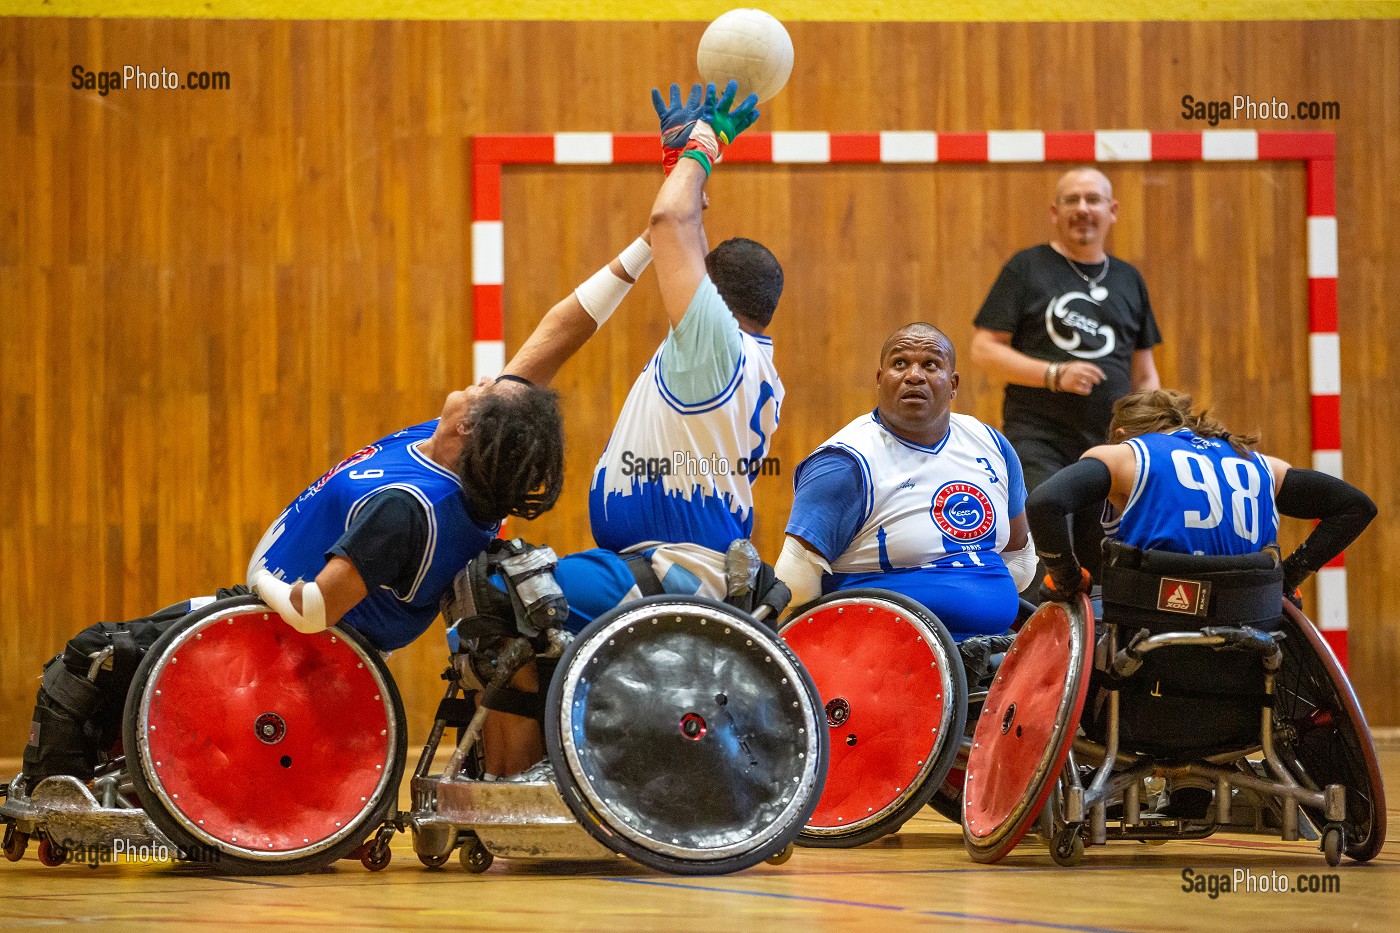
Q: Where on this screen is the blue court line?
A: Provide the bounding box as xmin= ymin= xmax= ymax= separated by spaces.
xmin=607 ymin=877 xmax=1139 ymax=933
xmin=607 ymin=877 xmax=902 ymax=911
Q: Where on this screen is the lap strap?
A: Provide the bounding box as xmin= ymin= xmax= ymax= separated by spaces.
xmin=625 ymin=554 xmax=664 ymax=597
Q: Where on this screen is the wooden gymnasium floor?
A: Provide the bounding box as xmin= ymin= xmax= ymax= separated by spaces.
xmin=2 ymin=740 xmax=1398 ymax=932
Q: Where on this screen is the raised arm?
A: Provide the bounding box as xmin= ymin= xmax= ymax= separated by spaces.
xmin=502 ymin=230 xmax=651 ymax=386
xmin=649 ymin=80 xmax=759 ymax=329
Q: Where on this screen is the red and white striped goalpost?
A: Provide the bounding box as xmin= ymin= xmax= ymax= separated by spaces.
xmin=470 ymin=129 xmax=1347 ymax=665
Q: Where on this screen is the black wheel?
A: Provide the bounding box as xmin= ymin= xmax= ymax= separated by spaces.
xmin=460 ymin=837 xmax=493 ymax=874
xmin=361 ymin=842 xmax=392 ymax=872
xmin=122 ymin=596 xmax=407 ymax=875
xmin=547 ymin=596 xmax=827 ymax=876
xmin=1322 ymin=825 xmax=1343 ymax=867
xmin=1051 ymin=826 xmax=1084 ymax=867
xmin=417 ymin=850 xmax=451 ymax=869
xmin=1275 ymin=604 xmax=1386 ymax=862
xmin=780 ymin=590 xmax=967 ymax=847
xmin=37 ymin=836 xmax=67 ymax=867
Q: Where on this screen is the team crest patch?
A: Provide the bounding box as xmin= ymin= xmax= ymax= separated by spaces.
xmin=1157 ymin=577 xmax=1210 ymax=616
xmin=299 ymin=444 xmax=382 ymax=502
xmin=930 ymin=482 xmax=996 ymax=542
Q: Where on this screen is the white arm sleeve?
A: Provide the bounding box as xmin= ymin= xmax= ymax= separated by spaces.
xmin=774 ymin=536 xmax=832 ymax=610
xmin=1002 ymin=532 xmax=1038 ymax=593
xmin=250 ymin=569 xmax=329 ymax=634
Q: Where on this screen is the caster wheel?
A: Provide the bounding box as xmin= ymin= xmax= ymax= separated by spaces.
xmin=417 ymin=850 xmax=451 ymax=869
xmin=37 ymin=837 xmax=68 ymax=868
xmin=1322 ymin=826 xmax=1344 ymax=868
xmin=765 ymin=843 xmax=794 ymax=866
xmin=360 ymin=843 xmax=392 ymax=872
xmin=1050 ymin=828 xmax=1084 ymax=867
xmin=3 ymin=826 xmax=28 ymax=862
xmin=460 ymin=838 xmax=493 ymax=874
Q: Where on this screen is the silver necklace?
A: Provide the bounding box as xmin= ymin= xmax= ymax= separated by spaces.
xmin=1062 ymin=252 xmax=1109 ymax=301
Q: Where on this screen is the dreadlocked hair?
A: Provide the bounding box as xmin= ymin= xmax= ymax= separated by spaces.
xmin=1109 ymin=389 xmax=1260 ymax=455
xmin=456 ymin=384 xmax=565 ymax=524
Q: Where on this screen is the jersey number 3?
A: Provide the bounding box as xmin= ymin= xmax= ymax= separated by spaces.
xmin=1170 ymin=450 xmax=1262 ymax=543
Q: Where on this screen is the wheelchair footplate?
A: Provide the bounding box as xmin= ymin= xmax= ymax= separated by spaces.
xmin=2 ymin=772 xmax=177 ymax=867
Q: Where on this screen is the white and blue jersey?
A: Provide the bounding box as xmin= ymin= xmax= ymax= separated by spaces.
xmin=787 ymin=412 xmax=1026 ymax=640
xmin=589 ymin=275 xmax=783 ymax=553
xmin=1106 ymin=430 xmax=1280 ymax=555
xmin=247 ymin=420 xmax=497 ymax=652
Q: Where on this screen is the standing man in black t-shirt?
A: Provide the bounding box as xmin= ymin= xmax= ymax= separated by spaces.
xmin=971 ymin=167 xmax=1162 ymax=582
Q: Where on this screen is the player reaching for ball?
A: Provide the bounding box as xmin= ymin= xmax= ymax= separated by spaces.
xmin=472 ymin=81 xmax=792 ymax=779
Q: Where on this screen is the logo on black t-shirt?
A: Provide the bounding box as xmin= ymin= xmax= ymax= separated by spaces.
xmin=1045 ymin=291 xmax=1116 ymax=359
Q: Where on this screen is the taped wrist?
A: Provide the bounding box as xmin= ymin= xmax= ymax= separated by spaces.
xmin=681 ymin=120 xmax=723 ymax=175
xmin=251 ymin=570 xmax=328 ymax=634
xmin=617 ymin=236 xmax=653 ymax=280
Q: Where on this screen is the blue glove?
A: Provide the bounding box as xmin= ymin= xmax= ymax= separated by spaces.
xmin=682 ymin=80 xmax=761 ymax=175
xmin=652 ymin=82 xmax=705 ymax=174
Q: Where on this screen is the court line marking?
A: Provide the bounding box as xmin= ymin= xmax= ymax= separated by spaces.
xmin=608 ymin=877 xmax=1140 ymax=933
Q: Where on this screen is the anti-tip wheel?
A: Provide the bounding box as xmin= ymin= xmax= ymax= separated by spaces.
xmin=460 ymin=837 xmax=493 ymax=874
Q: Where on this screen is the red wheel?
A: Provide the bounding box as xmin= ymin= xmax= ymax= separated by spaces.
xmin=781 ymin=590 xmax=966 ymax=847
xmin=963 ymin=595 xmax=1092 ymax=864
xmin=122 ymin=596 xmax=406 ymax=874
xmin=37 ymin=837 xmax=67 ymax=867
xmin=1276 ymin=602 xmax=1386 ymax=862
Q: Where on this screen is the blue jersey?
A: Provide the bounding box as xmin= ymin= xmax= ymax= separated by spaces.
xmin=1106 ymin=430 xmax=1280 ymax=556
xmin=247 ymin=421 xmax=497 ymax=651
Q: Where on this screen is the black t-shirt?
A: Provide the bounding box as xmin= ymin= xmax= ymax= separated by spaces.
xmin=974 ymin=244 xmax=1161 ymax=457
xmin=327 ymin=489 xmax=432 ymax=598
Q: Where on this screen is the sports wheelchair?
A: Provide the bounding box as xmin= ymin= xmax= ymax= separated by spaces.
xmin=400 ymin=539 xmax=828 ymax=876
xmin=2 ymin=541 xmax=829 ymax=877
xmin=2 ymin=595 xmax=406 ymax=874
xmin=777 ymin=589 xmax=970 ymax=847
xmin=962 ymin=543 xmax=1386 ymax=867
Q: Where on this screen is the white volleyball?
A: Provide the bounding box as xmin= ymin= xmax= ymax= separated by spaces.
xmin=697 ymin=9 xmax=794 ymax=104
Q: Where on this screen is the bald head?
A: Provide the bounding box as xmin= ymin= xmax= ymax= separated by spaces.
xmin=1050 ymin=167 xmax=1118 ymax=261
xmin=1055 ymin=167 xmax=1113 ymax=201
xmin=879 ymin=322 xmax=956 ymax=370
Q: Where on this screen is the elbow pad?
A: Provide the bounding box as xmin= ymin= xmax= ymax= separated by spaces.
xmin=1002 ymin=532 xmax=1038 ymax=593
xmin=774 ymin=537 xmax=831 ymax=610
xmin=250 ymin=569 xmax=328 ymax=635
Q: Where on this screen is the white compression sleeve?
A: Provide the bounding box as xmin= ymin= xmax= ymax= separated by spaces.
xmin=774 ymin=536 xmax=832 ymax=609
xmin=575 ymin=237 xmax=653 ymax=327
xmin=250 ymin=569 xmax=328 ymax=634
xmin=1002 ymin=532 xmax=1038 ymax=593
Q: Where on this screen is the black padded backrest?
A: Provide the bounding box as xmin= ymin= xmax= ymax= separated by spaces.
xmin=1101 ymin=541 xmax=1283 ymax=630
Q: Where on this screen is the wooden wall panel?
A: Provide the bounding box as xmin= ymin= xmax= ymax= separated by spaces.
xmin=1 ymin=18 xmax=1396 ymax=749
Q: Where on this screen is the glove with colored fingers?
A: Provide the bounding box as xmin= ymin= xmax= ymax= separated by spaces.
xmin=681 ymin=80 xmax=760 ymax=176
xmin=652 ymin=82 xmax=706 ymax=175
xmin=1038 ymin=564 xmax=1092 ymax=605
